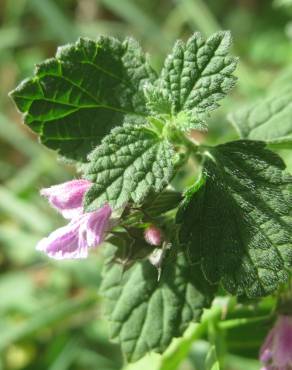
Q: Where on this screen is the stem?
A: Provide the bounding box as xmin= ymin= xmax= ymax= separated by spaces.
xmin=218 ymin=314 xmax=272 ymax=330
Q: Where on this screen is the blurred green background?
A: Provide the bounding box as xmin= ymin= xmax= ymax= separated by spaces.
xmin=1 ymin=0 xmax=292 ymax=369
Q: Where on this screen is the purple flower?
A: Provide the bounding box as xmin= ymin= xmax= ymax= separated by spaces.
xmin=260 ymin=315 xmax=292 ymax=370
xmin=36 ymin=205 xmax=112 ymax=260
xmin=38 ymin=179 xmax=112 ymax=260
xmin=144 ymin=225 xmax=162 ymax=246
xmin=40 ymin=179 xmax=91 ymax=219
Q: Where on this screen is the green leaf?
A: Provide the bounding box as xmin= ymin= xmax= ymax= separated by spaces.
xmin=229 ymin=90 xmax=292 ymax=148
xmin=178 ymin=140 xmax=292 ymax=298
xmin=100 ymin=245 xmax=215 ymax=362
xmin=147 ymin=31 xmax=237 ymax=131
xmin=10 ymin=36 xmax=156 ymax=162
xmin=142 ymin=189 xmax=182 ymax=217
xmin=144 ymin=83 xmax=173 ymax=115
xmin=84 ymin=125 xmax=174 ymax=210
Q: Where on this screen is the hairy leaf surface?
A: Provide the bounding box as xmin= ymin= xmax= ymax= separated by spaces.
xmin=143 ymin=189 xmax=182 ymax=216
xmin=229 ymin=91 xmax=292 ymax=148
xmin=147 ymin=31 xmax=237 ymax=131
xmin=10 ymin=36 xmax=156 ymax=161
xmin=84 ymin=125 xmax=174 ymax=210
xmin=178 ymin=140 xmax=292 ymax=298
xmin=101 ymin=246 xmax=215 ymax=362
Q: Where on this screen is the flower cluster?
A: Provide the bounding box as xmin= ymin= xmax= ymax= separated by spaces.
xmin=37 ymin=180 xmax=112 ymax=260
xmin=260 ymin=315 xmax=292 ymax=370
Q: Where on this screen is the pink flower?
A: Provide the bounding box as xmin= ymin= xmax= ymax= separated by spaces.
xmin=37 ymin=205 xmax=112 ymax=260
xmin=144 ymin=225 xmax=162 ymax=246
xmin=79 ymin=205 xmax=112 ymax=248
xmin=260 ymin=315 xmax=292 ymax=370
xmin=36 ymin=215 xmax=88 ymax=259
xmin=38 ymin=180 xmax=112 ymax=260
xmin=40 ymin=179 xmax=91 ymax=219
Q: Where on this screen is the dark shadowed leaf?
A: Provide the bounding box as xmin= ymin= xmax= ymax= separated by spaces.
xmin=178 ymin=140 xmax=292 ymax=298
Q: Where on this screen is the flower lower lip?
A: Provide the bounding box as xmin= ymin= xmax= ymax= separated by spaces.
xmin=38 ymin=180 xmax=112 ymax=260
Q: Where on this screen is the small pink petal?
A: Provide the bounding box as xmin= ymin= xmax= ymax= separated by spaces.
xmin=144 ymin=225 xmax=162 ymax=246
xmin=260 ymin=349 xmax=273 ymax=364
xmin=36 ymin=205 xmax=112 ymax=260
xmin=84 ymin=204 xmax=112 ymax=247
xmin=36 ymin=215 xmax=88 ymax=260
xmin=40 ymin=179 xmax=91 ymax=219
xmin=259 ymin=315 xmax=292 ymax=369
xmin=273 ymin=316 xmax=292 ymax=367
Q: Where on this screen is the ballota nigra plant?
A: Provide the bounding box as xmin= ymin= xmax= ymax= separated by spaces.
xmin=9 ymin=31 xmax=292 ymax=365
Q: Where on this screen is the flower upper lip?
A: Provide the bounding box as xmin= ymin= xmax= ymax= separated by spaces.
xmin=40 ymin=179 xmax=92 ymax=219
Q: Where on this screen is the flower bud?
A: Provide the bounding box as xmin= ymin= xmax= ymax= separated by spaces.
xmin=144 ymin=225 xmax=162 ymax=246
